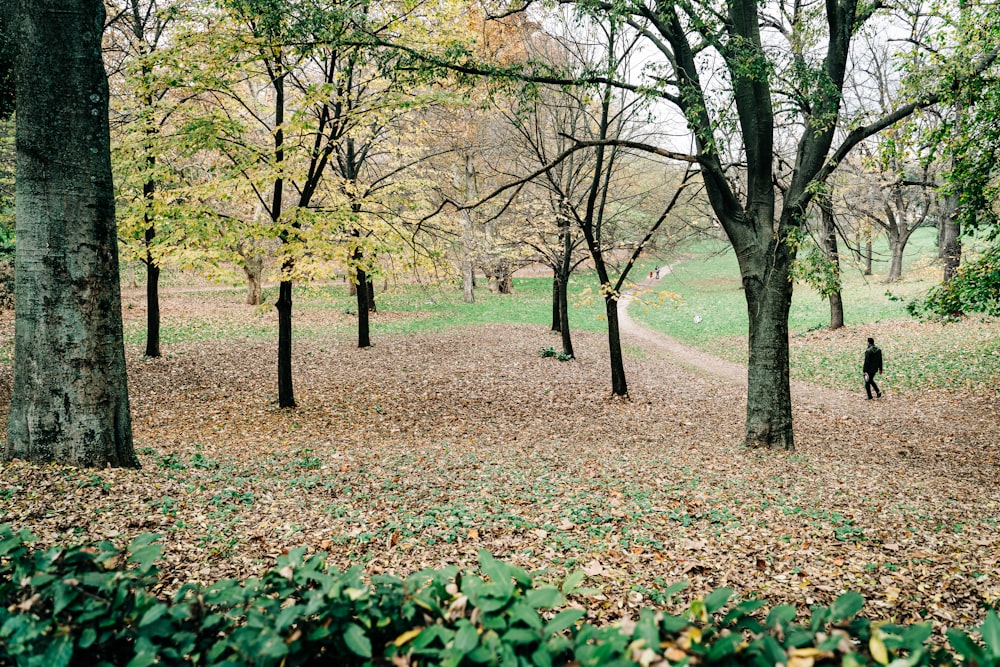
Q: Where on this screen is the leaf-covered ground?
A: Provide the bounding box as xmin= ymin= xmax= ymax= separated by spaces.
xmin=1 ymin=289 xmax=998 ymax=633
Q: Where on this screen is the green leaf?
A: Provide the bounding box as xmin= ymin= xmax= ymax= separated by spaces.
xmin=127 ymin=544 xmax=163 ymax=573
xmin=502 ymin=628 xmax=538 ymax=645
xmin=42 ymin=633 xmax=73 ymax=667
xmin=829 ymin=592 xmax=865 ymax=622
xmin=707 ymin=632 xmax=742 ymax=661
xmin=454 ymin=621 xmax=480 ymax=653
xmin=125 ymin=636 xmax=158 ymax=667
xmin=78 ymin=628 xmax=97 ymax=650
xmin=704 ymin=587 xmax=733 ymax=613
xmin=475 ymin=593 xmax=511 ymax=613
xmin=543 ymin=609 xmax=584 ymax=636
xmin=139 ymin=604 xmax=168 ymax=628
xmin=510 ymin=600 xmax=543 ymax=630
xmin=766 ymin=605 xmax=797 ymax=628
xmin=561 ymin=570 xmax=585 ymax=595
xmin=344 ymin=623 xmax=373 ymax=659
xmin=526 ymin=587 xmax=563 ymax=610
xmin=983 ymin=611 xmax=1000 ymax=659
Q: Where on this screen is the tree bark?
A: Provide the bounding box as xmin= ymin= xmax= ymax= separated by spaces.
xmin=559 ymin=275 xmax=573 ymax=359
xmin=551 ymin=269 xmax=560 ymax=332
xmin=886 ymin=237 xmax=905 ymax=283
xmin=145 ymin=238 xmax=161 ymax=357
xmin=356 ymin=267 xmax=371 ymax=348
xmin=819 ymin=191 xmax=844 ymax=330
xmin=243 ymin=254 xmax=263 ymax=305
xmin=5 ymin=0 xmax=138 ymax=467
xmin=941 ymin=214 xmax=962 ymax=282
xmin=606 ymin=296 xmax=626 ymax=396
xmin=742 ymin=240 xmax=794 ymax=450
xmin=143 ymin=154 xmax=160 ymax=356
xmin=366 ymin=278 xmax=376 ymax=313
xmin=275 ymin=278 xmax=295 ymax=407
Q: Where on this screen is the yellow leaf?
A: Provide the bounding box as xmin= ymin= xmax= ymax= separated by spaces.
xmin=790 ymin=649 xmax=825 ymax=658
xmin=393 ymin=627 xmax=424 ymax=647
xmin=870 ymin=636 xmax=889 ymax=665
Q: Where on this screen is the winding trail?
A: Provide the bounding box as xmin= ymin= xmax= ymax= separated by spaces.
xmin=617 ymin=284 xmax=862 ymax=418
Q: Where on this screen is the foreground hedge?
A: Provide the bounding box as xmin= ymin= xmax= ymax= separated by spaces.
xmin=1 ymin=524 xmax=998 ymax=667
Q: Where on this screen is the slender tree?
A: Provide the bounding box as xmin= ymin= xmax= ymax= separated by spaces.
xmin=105 ymin=0 xmax=183 ymax=358
xmin=5 ymin=0 xmax=138 ymax=467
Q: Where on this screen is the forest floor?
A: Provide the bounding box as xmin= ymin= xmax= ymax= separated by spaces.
xmin=0 ymin=288 xmax=998 ymax=632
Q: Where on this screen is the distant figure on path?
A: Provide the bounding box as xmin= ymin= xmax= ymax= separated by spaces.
xmin=655 ymin=266 xmax=661 ymax=279
xmin=863 ymin=337 xmax=883 ymax=400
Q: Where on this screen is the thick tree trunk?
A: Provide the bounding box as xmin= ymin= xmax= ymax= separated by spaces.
xmin=941 ymin=215 xmax=962 ymax=282
xmin=275 ymin=278 xmax=295 ymax=407
xmin=886 ymin=237 xmax=905 ymax=283
xmin=366 ymin=279 xmax=376 ymax=313
xmin=606 ymin=296 xmax=627 ymax=396
xmin=461 ymin=259 xmax=475 ymax=303
xmin=742 ymin=243 xmax=794 ymax=450
xmin=829 ymin=292 xmax=844 ymax=330
xmin=6 ymin=0 xmax=138 ymax=467
xmin=244 ymin=258 xmax=263 ymax=306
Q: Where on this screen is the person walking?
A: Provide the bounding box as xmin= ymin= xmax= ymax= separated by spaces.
xmin=863 ymin=337 xmax=883 ymax=400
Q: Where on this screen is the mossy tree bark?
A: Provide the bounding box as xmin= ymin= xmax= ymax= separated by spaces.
xmin=5 ymin=0 xmax=138 ymax=467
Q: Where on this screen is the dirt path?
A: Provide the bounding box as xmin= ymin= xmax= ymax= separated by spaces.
xmin=618 ymin=286 xmax=857 ymax=416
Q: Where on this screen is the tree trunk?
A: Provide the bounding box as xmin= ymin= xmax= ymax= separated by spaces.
xmin=742 ymin=241 xmax=794 ymax=450
xmin=818 ymin=192 xmax=844 ymax=330
xmin=243 ymin=256 xmax=263 ymax=306
xmin=275 ymin=278 xmax=295 ymax=407
xmin=461 ymin=258 xmax=475 ymax=303
xmin=557 ymin=221 xmax=574 ymax=356
xmin=366 ymin=279 xmax=376 ymax=313
xmin=941 ymin=214 xmax=962 ymax=282
xmin=886 ymin=236 xmax=905 ymax=283
xmin=551 ymin=269 xmax=560 ymax=332
xmin=356 ymin=267 xmax=371 ymax=348
xmin=145 ymin=247 xmax=161 ymax=357
xmin=606 ymin=296 xmax=626 ymax=396
xmin=5 ymin=0 xmax=138 ymax=467
xmin=497 ymin=261 xmax=513 ymax=294
xmin=559 ymin=273 xmax=573 ymax=359
xmin=829 ymin=292 xmax=844 ymax=330
xmin=143 ymin=149 xmax=160 ymax=356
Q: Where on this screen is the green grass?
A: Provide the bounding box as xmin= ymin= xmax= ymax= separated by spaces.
xmin=119 ymin=268 xmax=648 ymax=350
xmin=632 ymin=231 xmax=943 ymax=346
xmin=629 ymin=230 xmax=1000 ymax=393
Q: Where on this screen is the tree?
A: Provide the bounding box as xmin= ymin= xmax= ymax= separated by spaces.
xmin=105 ymin=0 xmax=185 ymax=358
xmin=5 ymin=0 xmax=138 ymax=467
xmin=0 ymin=6 xmax=13 ymax=118
xmin=466 ymin=0 xmax=998 ymax=446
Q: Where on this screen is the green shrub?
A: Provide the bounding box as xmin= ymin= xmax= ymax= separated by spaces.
xmin=2 ymin=523 xmax=999 ymax=666
xmin=910 ymin=246 xmax=1000 ymax=319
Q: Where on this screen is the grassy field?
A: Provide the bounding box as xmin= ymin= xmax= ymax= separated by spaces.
xmin=629 ymin=230 xmax=1000 ymax=394
xmin=120 ymin=266 xmax=651 ymax=348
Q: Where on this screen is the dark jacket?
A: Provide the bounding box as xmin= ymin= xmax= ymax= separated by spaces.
xmin=863 ymin=344 xmax=883 ymax=376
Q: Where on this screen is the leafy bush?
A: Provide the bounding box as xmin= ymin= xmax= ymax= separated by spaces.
xmin=2 ymin=523 xmax=999 ymax=666
xmin=539 ymin=347 xmax=573 ymax=362
xmin=909 ymin=246 xmax=1000 ymax=319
